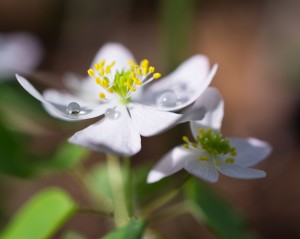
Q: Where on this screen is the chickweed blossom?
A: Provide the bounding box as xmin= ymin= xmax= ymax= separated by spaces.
xmin=147 ymin=88 xmax=272 ymax=183
xmin=16 ymin=43 xmax=217 ymax=155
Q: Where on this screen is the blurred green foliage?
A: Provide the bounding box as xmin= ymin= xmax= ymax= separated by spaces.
xmin=0 ymin=188 xmax=77 ymax=239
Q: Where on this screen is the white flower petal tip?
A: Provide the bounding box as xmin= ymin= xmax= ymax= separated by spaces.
xmin=230 ymin=137 xmax=272 ymax=167
xmin=216 ymin=164 xmax=266 ymax=180
xmin=147 ymin=171 xmax=166 ymax=184
xmin=15 ymin=74 xmax=106 ymax=121
xmin=142 ymin=55 xmax=218 ymax=112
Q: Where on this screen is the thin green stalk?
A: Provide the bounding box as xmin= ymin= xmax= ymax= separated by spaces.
xmin=148 ymin=201 xmax=189 ymax=225
xmin=123 ymin=156 xmax=133 ymax=217
xmin=106 ymin=153 xmax=130 ymax=228
xmin=78 ymin=207 xmax=114 ymax=217
xmin=141 ymin=175 xmax=191 ymax=217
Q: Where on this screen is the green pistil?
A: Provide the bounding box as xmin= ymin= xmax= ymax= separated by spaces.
xmin=196 ymin=128 xmax=236 ymax=156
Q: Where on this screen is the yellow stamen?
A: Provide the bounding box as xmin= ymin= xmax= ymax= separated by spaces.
xmin=149 ymin=66 xmax=155 ymax=73
xmin=99 ymin=92 xmax=106 ymax=99
xmin=183 ymin=144 xmax=189 ymax=149
xmin=225 ymin=158 xmax=235 ymax=164
xmin=95 ymin=77 xmax=101 ymax=85
xmin=94 ymin=63 xmax=100 ymax=71
xmin=99 ymin=60 xmax=105 ymax=68
xmin=215 ymin=161 xmax=221 ymax=166
xmin=88 ymin=69 xmax=95 ymax=77
xmin=153 ymin=73 xmax=161 ymax=79
xmin=199 ymin=156 xmax=209 ymax=161
xmin=182 ymin=136 xmax=189 ymax=143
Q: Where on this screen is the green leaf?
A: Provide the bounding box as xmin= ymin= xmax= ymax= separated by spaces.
xmin=0 ymin=188 xmax=77 ymax=239
xmin=100 ymin=220 xmax=145 ymax=239
xmin=185 ymin=179 xmax=251 ymax=239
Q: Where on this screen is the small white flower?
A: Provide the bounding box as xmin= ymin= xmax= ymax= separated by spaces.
xmin=147 ymin=88 xmax=272 ymax=183
xmin=0 ymin=32 xmax=42 ymax=80
xmin=16 ymin=43 xmax=217 ymax=156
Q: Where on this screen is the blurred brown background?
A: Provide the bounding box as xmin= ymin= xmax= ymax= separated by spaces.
xmin=1 ymin=0 xmax=300 ymax=238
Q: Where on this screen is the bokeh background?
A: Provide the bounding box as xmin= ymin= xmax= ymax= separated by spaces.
xmin=0 ymin=0 xmax=300 ymax=238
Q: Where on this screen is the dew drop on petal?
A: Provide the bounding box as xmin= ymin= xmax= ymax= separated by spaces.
xmin=105 ymin=108 xmax=120 ymax=119
xmin=66 ymin=102 xmax=81 ymax=115
xmin=156 ymin=90 xmax=177 ymax=107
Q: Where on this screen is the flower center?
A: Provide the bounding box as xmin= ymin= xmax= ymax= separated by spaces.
xmin=183 ymin=128 xmax=236 ymax=164
xmin=87 ymin=59 xmax=161 ymax=104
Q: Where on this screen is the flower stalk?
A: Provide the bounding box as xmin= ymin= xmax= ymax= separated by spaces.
xmin=106 ymin=153 xmax=130 ymax=228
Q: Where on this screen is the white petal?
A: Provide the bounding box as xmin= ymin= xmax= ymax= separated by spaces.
xmin=142 ymin=55 xmax=218 ymax=111
xmin=90 ymin=43 xmax=135 ymax=75
xmin=16 ymin=74 xmax=108 ymax=121
xmin=216 ymin=163 xmax=266 ymax=179
xmin=129 ymin=103 xmax=182 ymax=137
xmin=229 ymin=137 xmax=272 ymax=167
xmin=68 ymin=106 xmax=141 ymax=156
xmin=147 ymin=146 xmax=190 ymax=183
xmin=190 ymin=87 xmax=224 ymax=138
xmin=184 ymin=157 xmax=219 ymax=183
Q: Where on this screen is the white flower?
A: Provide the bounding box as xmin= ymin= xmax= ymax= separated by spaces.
xmin=0 ymin=32 xmax=42 ymax=80
xmin=147 ymin=88 xmax=272 ymax=183
xmin=16 ymin=43 xmax=217 ymax=156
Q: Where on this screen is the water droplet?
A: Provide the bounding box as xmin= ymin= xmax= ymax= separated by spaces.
xmin=157 ymin=91 xmax=177 ymax=107
xmin=66 ymin=102 xmax=81 ymax=115
xmin=105 ymin=108 xmax=120 ymax=119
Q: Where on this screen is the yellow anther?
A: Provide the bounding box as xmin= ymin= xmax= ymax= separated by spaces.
xmin=153 ymin=73 xmax=161 ymax=79
xmin=149 ymin=66 xmax=155 ymax=73
xmin=137 ymin=68 xmax=142 ymax=75
xmin=128 ymin=60 xmax=135 ymax=65
xmin=182 ymin=136 xmax=189 ymax=143
xmin=225 ymin=158 xmax=235 ymax=164
xmin=141 ymin=59 xmax=149 ymax=67
xmin=94 ymin=63 xmax=100 ymax=71
xmin=192 ymin=143 xmax=198 ymax=148
xmin=230 ymin=148 xmax=237 ymax=156
xmin=102 ymin=80 xmax=108 ymax=88
xmin=215 ymin=161 xmax=221 ymax=166
xmin=110 ymin=61 xmax=116 ymax=67
xmin=141 ymin=59 xmax=149 ymax=75
xmin=100 ymin=68 xmax=105 ymax=77
xmin=106 ymin=66 xmax=111 ymax=74
xmin=130 ymin=87 xmax=136 ymax=92
xmin=134 ymin=79 xmax=142 ymax=86
xmin=108 ymin=88 xmax=114 ymax=93
xmin=124 ymin=81 xmax=131 ymax=87
xmin=99 ymin=60 xmax=105 ymax=68
xmin=88 ymin=69 xmax=95 ymax=77
xmin=95 ymin=77 xmax=101 ymax=85
xmin=199 ymin=156 xmax=209 ymax=161
xmin=99 ymin=92 xmax=106 ymax=99
xmin=131 ymin=73 xmax=138 ymax=81
xmin=183 ymin=144 xmax=189 ymax=149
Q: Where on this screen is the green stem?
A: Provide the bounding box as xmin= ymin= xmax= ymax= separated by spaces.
xmin=141 ymin=175 xmax=191 ymax=217
xmin=148 ymin=201 xmax=189 ymax=225
xmin=77 ymin=207 xmax=114 ymax=217
xmin=123 ymin=156 xmax=133 ymax=217
xmin=106 ymin=153 xmax=130 ymax=228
